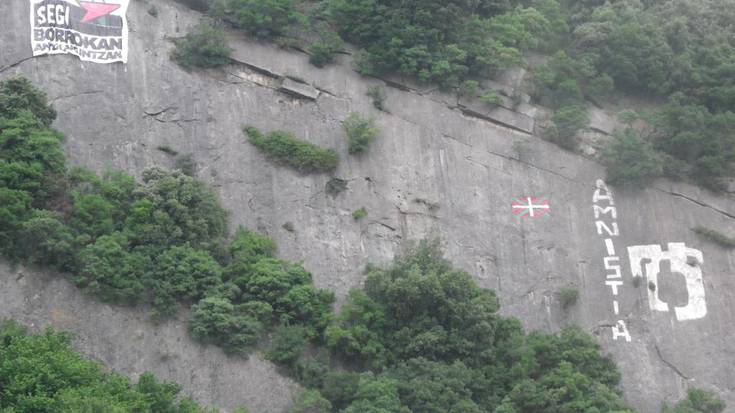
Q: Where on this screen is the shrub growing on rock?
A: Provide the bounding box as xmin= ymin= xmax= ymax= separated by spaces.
xmin=546 ymin=105 xmax=589 ymax=150
xmin=342 ymin=113 xmax=378 ymax=154
xmin=171 ymin=24 xmax=232 ymax=70
xmin=603 ymin=128 xmax=663 ymax=187
xmin=692 ymin=227 xmax=735 ymax=249
xmin=0 ymin=320 xmax=220 ymax=412
xmin=0 ymin=75 xmax=57 ymax=126
xmin=366 ymin=85 xmax=387 ymax=110
xmin=244 ymin=125 xmax=339 ymax=173
xmin=663 ymin=388 xmax=726 ymax=413
xmin=559 ymin=287 xmax=579 ymax=309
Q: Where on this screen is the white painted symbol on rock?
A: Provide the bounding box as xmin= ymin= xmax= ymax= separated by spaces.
xmin=612 ymin=319 xmax=631 ymax=342
xmin=627 ymin=243 xmax=706 ymax=321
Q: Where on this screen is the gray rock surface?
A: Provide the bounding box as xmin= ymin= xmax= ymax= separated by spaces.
xmin=2 ymin=1 xmax=735 ymax=412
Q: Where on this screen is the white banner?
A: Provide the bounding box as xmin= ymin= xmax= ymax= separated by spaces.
xmin=30 ymin=0 xmax=129 ymax=64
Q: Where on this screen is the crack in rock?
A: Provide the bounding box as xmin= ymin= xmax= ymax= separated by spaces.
xmin=653 ymin=187 xmax=735 ymax=221
xmin=0 ymin=56 xmax=35 ymax=73
xmin=654 ymin=344 xmax=690 ymax=380
xmin=50 ymin=91 xmax=104 ymax=102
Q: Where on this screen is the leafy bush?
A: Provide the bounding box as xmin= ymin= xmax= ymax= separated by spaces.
xmin=559 ymin=287 xmax=579 ymax=309
xmin=366 ymin=85 xmax=386 ymax=110
xmin=0 ymin=320 xmax=219 ymax=412
xmin=603 ymin=128 xmax=663 ymax=187
xmin=325 ymin=177 xmax=348 ymax=196
xmin=480 ymin=90 xmax=504 ymax=107
xmin=458 ymin=80 xmax=480 ymax=98
xmin=663 ymin=388 xmax=726 ymax=413
xmin=308 ymin=26 xmax=344 ymax=68
xmin=244 ymin=125 xmax=339 ymax=173
xmin=352 ymin=207 xmax=367 ymax=220
xmin=156 ymin=145 xmax=178 ymax=156
xmin=342 ymin=113 xmax=378 ymax=154
xmin=692 ymin=227 xmax=735 ymax=249
xmin=546 ymin=105 xmax=589 ymax=150
xmin=171 ymin=24 xmax=232 ymax=69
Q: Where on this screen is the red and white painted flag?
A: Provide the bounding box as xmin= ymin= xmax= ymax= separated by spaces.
xmin=511 ymin=197 xmax=550 ymax=218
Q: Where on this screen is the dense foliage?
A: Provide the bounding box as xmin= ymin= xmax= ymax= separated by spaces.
xmin=244 ymin=125 xmax=339 ymax=173
xmin=328 ymin=0 xmax=555 ymax=87
xmin=224 ymin=0 xmax=303 ymax=37
xmin=603 ymin=128 xmax=663 ymax=187
xmin=536 ymin=0 xmax=735 ymax=188
xmin=171 ymin=23 xmax=232 ymax=70
xmin=262 ymin=241 xmax=636 ymax=412
xmin=0 ymin=320 xmax=224 ymax=412
xmin=0 ymin=77 xmax=333 ymax=355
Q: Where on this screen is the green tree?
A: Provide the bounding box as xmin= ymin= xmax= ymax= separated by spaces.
xmin=188 ymin=296 xmax=269 ymax=353
xmin=289 ymin=390 xmax=332 ymax=413
xmin=663 ymin=388 xmax=726 ymax=413
xmin=226 ymin=0 xmax=302 ymax=37
xmin=0 ymin=76 xmax=56 ymax=126
xmin=266 ymin=324 xmax=309 ymax=366
xmin=320 ymin=371 xmax=361 ymax=410
xmin=123 ymin=168 xmax=228 ymax=253
xmin=0 ymin=188 xmax=31 ymax=255
xmin=603 ymin=128 xmax=663 ymax=187
xmin=342 ymin=374 xmax=409 ymax=413
xmin=343 ymin=113 xmax=378 ymax=154
xmin=0 ymin=112 xmax=67 ymax=203
xmin=151 ymin=245 xmax=224 ymax=318
xmin=0 ymin=320 xmax=215 ymax=412
xmin=547 ymin=105 xmax=589 ymax=150
xmin=18 ymin=209 xmax=81 ymax=271
xmin=75 ymin=233 xmax=152 ymax=304
xmin=389 ymin=358 xmax=484 ymax=413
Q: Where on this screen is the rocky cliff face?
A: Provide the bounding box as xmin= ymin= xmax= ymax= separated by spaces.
xmin=2 ymin=1 xmax=735 ymax=412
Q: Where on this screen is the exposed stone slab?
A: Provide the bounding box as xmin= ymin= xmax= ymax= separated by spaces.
xmin=588 ymin=106 xmax=617 ymax=135
xmin=278 ymin=77 xmax=319 ymax=100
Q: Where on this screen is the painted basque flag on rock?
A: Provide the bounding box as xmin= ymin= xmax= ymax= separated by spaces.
xmin=511 ymin=197 xmax=551 ymax=218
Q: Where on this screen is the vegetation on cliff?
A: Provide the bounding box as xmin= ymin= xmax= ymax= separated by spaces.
xmin=0 ymin=75 xmax=727 ymax=412
xmin=244 ymin=125 xmax=339 ymax=173
xmin=0 ymin=320 xmax=235 ymax=412
xmin=0 ymin=77 xmax=334 ymax=357
xmin=173 ymin=0 xmax=735 ymax=190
